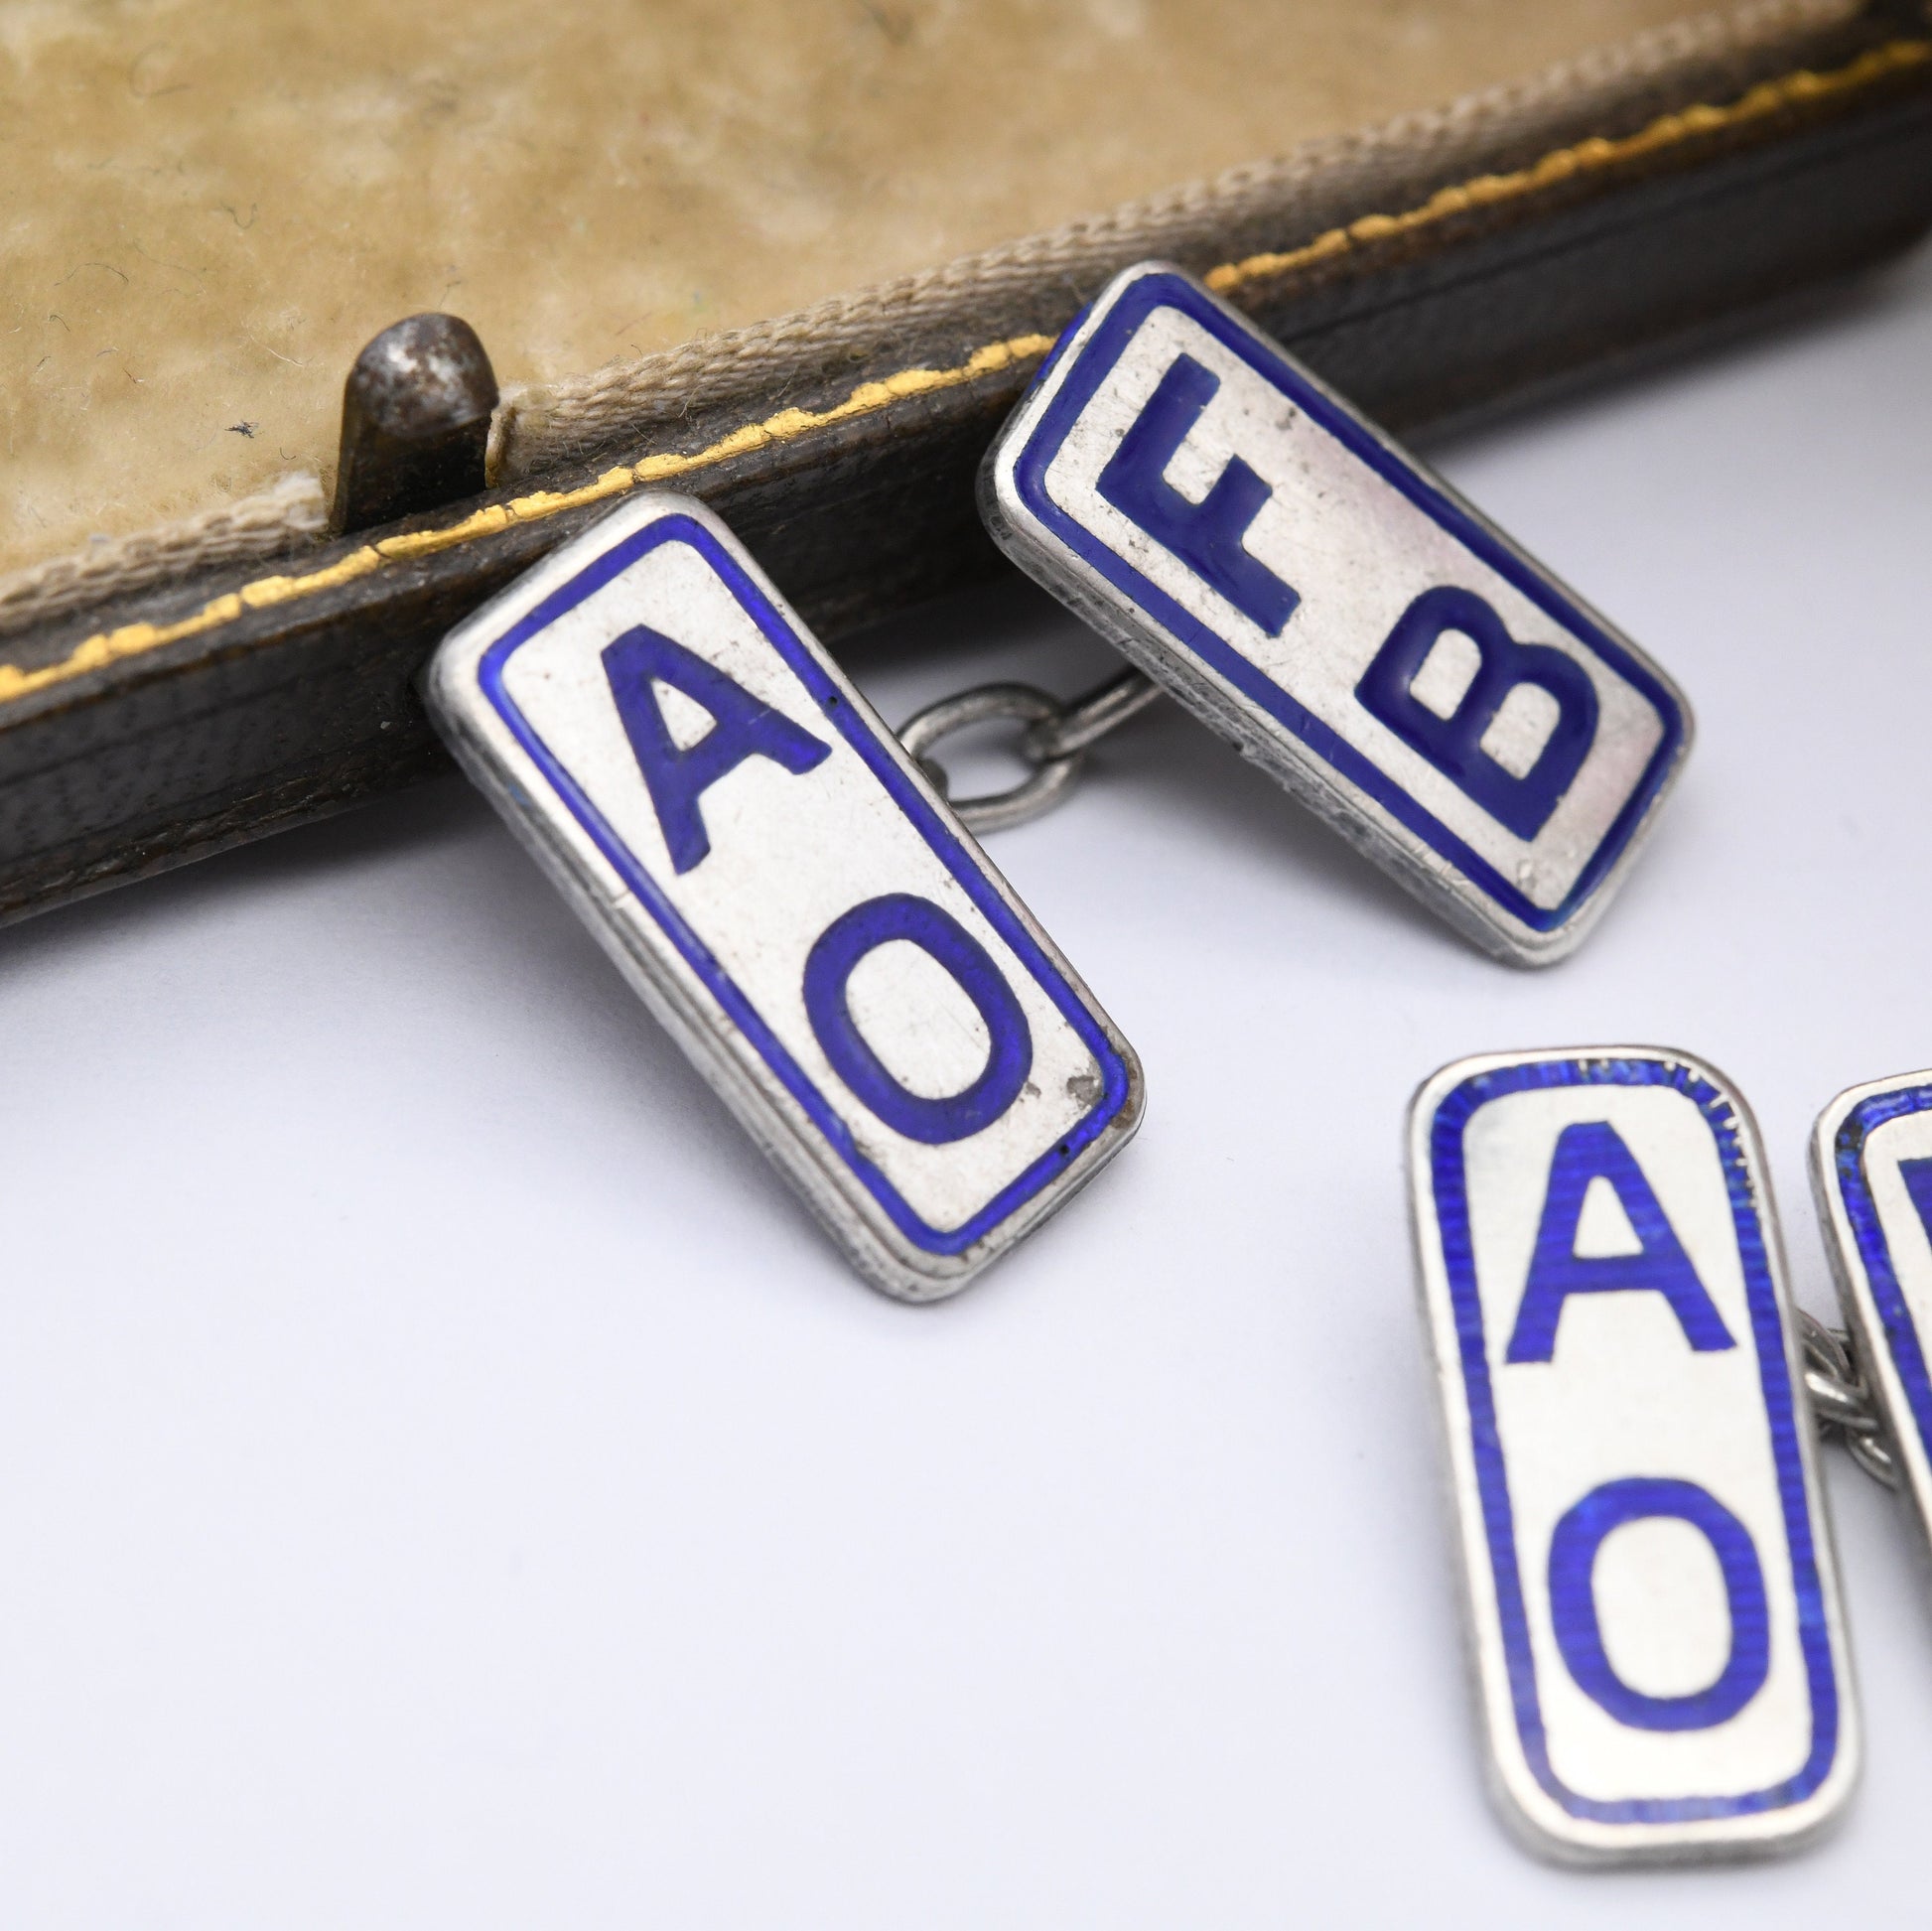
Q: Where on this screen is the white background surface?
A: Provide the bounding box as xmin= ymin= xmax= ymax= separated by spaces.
xmin=1 ymin=243 xmax=1928 ymax=1927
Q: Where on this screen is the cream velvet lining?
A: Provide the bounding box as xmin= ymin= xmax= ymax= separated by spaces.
xmin=0 ymin=0 xmax=1811 ymax=611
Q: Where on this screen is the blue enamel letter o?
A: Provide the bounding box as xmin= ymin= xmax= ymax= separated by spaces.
xmin=1548 ymin=1477 xmax=1769 ymax=1732
xmin=804 ymin=895 xmax=1033 ymax=1145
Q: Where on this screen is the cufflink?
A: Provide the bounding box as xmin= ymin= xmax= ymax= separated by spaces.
xmin=1408 ymin=1047 xmax=1857 ymax=1862
xmin=424 ymin=492 xmax=1143 ymax=1300
xmin=983 ymin=262 xmax=1692 ymax=965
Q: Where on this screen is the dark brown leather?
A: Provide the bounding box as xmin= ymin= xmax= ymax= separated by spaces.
xmin=2 ymin=23 xmax=1928 ymax=926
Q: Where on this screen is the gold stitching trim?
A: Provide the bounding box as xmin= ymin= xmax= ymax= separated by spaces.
xmin=5 ymin=35 xmax=1925 ymax=712
xmin=1206 ymin=37 xmax=1930 ymax=294
xmin=0 ymin=334 xmax=1055 ymax=706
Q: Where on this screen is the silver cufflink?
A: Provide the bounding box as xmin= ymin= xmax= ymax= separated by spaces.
xmin=982 ymin=262 xmax=1692 ymax=965
xmin=1408 ymin=1046 xmax=1858 ymax=1862
xmin=424 ymin=492 xmax=1143 ymax=1301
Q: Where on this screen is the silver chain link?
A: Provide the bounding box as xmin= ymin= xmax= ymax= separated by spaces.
xmin=898 ymin=670 xmax=1163 ymax=834
xmin=1797 ymin=1309 xmax=1900 ymax=1489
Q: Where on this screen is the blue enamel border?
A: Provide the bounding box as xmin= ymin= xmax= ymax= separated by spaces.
xmin=1832 ymin=1083 xmax=1932 ymax=1468
xmin=1010 ymin=271 xmax=1687 ymax=933
xmin=1428 ymin=1056 xmax=1838 ymax=1823
xmin=471 ymin=511 xmax=1133 ymax=1256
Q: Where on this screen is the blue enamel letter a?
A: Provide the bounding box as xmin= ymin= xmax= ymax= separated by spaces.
xmin=603 ymin=624 xmax=831 ymax=874
xmin=1505 ymin=1120 xmax=1733 ymax=1363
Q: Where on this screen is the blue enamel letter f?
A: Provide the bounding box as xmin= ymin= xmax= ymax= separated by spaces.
xmin=1098 ymin=354 xmax=1299 ymax=635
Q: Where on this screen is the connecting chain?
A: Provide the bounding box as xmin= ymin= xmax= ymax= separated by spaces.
xmin=1798 ymin=1309 xmax=1900 ymax=1489
xmin=898 ymin=670 xmax=1163 ymax=834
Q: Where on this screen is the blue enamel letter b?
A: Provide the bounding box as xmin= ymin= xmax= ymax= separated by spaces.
xmin=1355 ymin=586 xmax=1598 ymax=840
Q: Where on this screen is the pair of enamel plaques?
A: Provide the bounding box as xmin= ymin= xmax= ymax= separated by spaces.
xmin=421 ymin=260 xmax=1883 ymax=1872
xmin=1409 ymin=1052 xmax=1932 ymax=1864
xmin=427 ymin=261 xmax=1690 ymax=1299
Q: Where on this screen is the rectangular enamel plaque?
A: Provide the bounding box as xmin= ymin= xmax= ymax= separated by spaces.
xmin=1813 ymin=1069 xmax=1932 ymax=1552
xmin=1408 ymin=1048 xmax=1857 ymax=1862
xmin=425 ymin=493 xmax=1143 ymax=1302
xmin=983 ymin=262 xmax=1693 ymax=965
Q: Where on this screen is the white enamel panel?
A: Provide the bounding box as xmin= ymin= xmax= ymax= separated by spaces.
xmin=984 ymin=262 xmax=1692 ymax=964
xmin=1812 ymin=1070 xmax=1932 ymax=1556
xmin=1409 ymin=1048 xmax=1857 ymax=1862
xmin=425 ymin=493 xmax=1142 ymax=1300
